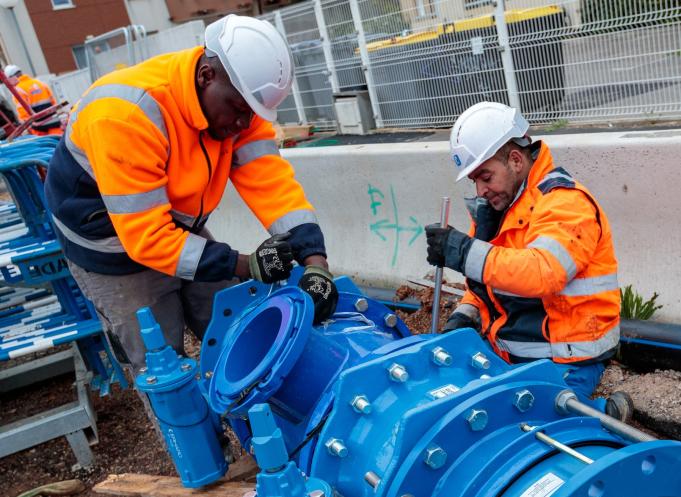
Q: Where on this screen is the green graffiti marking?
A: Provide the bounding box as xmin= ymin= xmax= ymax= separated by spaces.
xmin=369 ymin=184 xmax=424 ymax=267
xmin=367 ymin=184 xmax=384 ymax=216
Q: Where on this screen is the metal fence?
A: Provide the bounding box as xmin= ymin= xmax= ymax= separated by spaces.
xmin=268 ymin=0 xmax=681 ymax=129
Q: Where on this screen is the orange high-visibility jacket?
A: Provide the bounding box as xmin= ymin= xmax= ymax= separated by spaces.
xmin=13 ymin=74 xmax=61 ymax=135
xmin=458 ymin=141 xmax=620 ymax=364
xmin=45 ymin=47 xmax=323 ymax=281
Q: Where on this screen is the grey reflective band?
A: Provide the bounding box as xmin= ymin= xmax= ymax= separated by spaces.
xmin=33 ymin=98 xmax=52 ymax=106
xmin=559 ymin=273 xmax=619 ymax=297
xmin=454 ymin=303 xmax=480 ymax=323
xmin=528 ymin=236 xmax=577 ymax=280
xmin=51 ymin=215 xmax=126 ymax=253
xmin=233 ymin=140 xmax=280 ymax=167
xmin=540 ymin=170 xmax=573 ymax=186
xmin=464 ymin=239 xmax=492 ymax=283
xmin=65 ymin=133 xmax=94 ymax=177
xmin=497 ymin=323 xmax=620 ymax=360
xmin=103 ymin=186 xmax=169 ymax=214
xmin=492 ymin=287 xmax=523 ymax=298
xmin=170 ymin=209 xmax=196 ymax=226
xmin=268 ymin=209 xmax=318 ymax=235
xmin=66 ymin=84 xmax=169 ymax=177
xmin=175 ymin=233 xmax=207 ymax=280
xmin=71 ymin=84 xmax=168 ymax=138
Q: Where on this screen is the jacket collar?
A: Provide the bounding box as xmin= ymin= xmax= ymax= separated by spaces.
xmin=168 ymin=46 xmax=208 ymax=131
xmin=525 ymin=141 xmax=555 ymax=190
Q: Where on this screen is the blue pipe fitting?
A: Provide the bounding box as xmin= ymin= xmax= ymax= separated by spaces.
xmin=200 ymin=269 xmax=414 ymax=464
xmin=141 ymin=270 xmax=681 ymax=496
xmin=134 ymin=307 xmax=227 ymax=488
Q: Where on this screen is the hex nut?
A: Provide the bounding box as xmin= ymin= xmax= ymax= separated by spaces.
xmin=514 ymin=389 xmax=535 ymax=412
xmin=423 ymin=445 xmax=447 ymax=469
xmin=467 ymin=409 xmax=488 ymax=431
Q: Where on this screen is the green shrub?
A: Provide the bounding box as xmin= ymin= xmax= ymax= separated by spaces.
xmin=620 ymin=284 xmax=663 ymax=320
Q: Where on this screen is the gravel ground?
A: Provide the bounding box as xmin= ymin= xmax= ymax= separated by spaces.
xmin=1 ymin=286 xmax=679 ymax=497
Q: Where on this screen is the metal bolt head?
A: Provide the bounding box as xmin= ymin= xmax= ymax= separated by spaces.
xmin=431 ymin=346 xmax=453 ymax=367
xmin=180 ymin=363 xmax=192 ymax=372
xmin=309 ymin=491 xmax=325 ymax=497
xmin=423 ymin=445 xmax=447 ymax=469
xmin=467 ymin=409 xmax=488 ymax=431
xmin=325 ymin=438 xmax=348 ymax=458
xmin=145 ymin=375 xmax=157 ymax=384
xmin=204 ymin=371 xmax=214 ymax=379
xmin=479 ymin=374 xmax=492 ymax=380
xmin=138 ymin=367 xmax=148 ymax=374
xmin=384 ymin=313 xmax=397 ymax=328
xmin=514 ymin=389 xmax=535 ymax=412
xmin=351 ymin=395 xmax=372 ymax=414
xmin=388 ymin=363 xmax=409 ymax=382
xmin=471 ymin=352 xmax=491 ymax=370
xmin=354 ymin=298 xmax=369 ymax=312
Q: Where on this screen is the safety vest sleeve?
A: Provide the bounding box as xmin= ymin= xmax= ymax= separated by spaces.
xmin=73 ymin=100 xmax=198 ymax=276
xmin=469 ymin=188 xmax=602 ymax=298
xmin=230 ymin=117 xmax=317 ymax=234
xmin=12 ymin=88 xmax=30 ymax=122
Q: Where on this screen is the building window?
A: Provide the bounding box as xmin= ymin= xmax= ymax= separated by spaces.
xmin=72 ymin=45 xmax=87 ymax=69
xmin=51 ymin=0 xmax=75 ymax=10
xmin=464 ymin=0 xmax=493 ymax=9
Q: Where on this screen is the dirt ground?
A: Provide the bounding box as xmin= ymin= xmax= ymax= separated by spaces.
xmin=1 ymin=284 xmax=679 ymax=497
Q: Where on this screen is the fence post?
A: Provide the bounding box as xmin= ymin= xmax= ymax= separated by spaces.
xmin=314 ymin=0 xmax=340 ymax=94
xmin=348 ymin=0 xmax=384 ymax=128
xmin=274 ymin=10 xmax=308 ymax=125
xmin=494 ymin=0 xmax=521 ymax=110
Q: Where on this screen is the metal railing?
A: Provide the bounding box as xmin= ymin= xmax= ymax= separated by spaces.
xmin=267 ymin=0 xmax=681 ymax=129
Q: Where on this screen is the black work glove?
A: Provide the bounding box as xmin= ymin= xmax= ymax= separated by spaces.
xmin=443 ymin=311 xmax=479 ymax=333
xmin=298 ymin=265 xmax=338 ymax=324
xmin=425 ymin=224 xmax=473 ymax=273
xmin=249 ymin=233 xmax=293 ymax=283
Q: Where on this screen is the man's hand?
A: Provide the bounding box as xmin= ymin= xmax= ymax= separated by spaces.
xmin=298 ymin=265 xmax=338 ymax=324
xmin=249 ymin=233 xmax=293 ymax=283
xmin=443 ymin=311 xmax=479 ymax=333
xmin=425 ymin=224 xmax=451 ymax=267
xmin=425 ymin=224 xmax=473 ymax=273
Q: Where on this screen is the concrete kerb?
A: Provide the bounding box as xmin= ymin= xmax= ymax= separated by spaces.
xmin=207 ymin=130 xmax=681 ymax=323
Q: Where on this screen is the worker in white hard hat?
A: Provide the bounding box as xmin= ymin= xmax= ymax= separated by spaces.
xmin=45 ymin=15 xmax=338 ymax=373
xmin=425 ymin=101 xmax=632 ymax=421
xmin=3 ymin=64 xmax=62 ymax=136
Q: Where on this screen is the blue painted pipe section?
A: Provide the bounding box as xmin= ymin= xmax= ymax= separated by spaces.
xmin=134 ymin=307 xmax=226 ymax=488
xmin=139 ymin=270 xmax=681 ymax=494
xmin=200 ymin=269 xmax=413 ymax=467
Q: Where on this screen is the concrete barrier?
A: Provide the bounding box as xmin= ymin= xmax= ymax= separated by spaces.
xmin=208 ymin=130 xmax=681 ymax=323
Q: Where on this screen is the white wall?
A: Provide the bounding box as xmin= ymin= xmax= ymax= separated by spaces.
xmin=123 ymin=0 xmax=174 ymax=33
xmin=207 ymin=130 xmax=681 ymax=323
xmin=0 ymin=2 xmax=49 ymax=76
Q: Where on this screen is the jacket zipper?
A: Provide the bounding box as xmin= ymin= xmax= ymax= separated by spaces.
xmin=194 ymin=131 xmax=213 ymax=231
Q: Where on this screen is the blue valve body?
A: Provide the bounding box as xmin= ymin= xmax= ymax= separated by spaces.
xmin=135 ymin=308 xmax=226 ymax=488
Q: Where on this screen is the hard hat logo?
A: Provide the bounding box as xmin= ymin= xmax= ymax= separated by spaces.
xmin=449 ymin=102 xmax=530 ymax=182
xmin=204 ymin=15 xmax=294 ymax=122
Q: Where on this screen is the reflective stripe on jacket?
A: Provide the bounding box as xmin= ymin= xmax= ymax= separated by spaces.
xmin=45 ymin=47 xmax=323 ymax=281
xmin=458 ymin=141 xmax=620 ymax=364
xmin=13 ymin=74 xmax=61 ymax=134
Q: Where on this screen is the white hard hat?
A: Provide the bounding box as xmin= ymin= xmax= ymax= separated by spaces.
xmin=4 ymin=65 xmax=21 ymax=78
xmin=204 ymin=15 xmax=294 ymax=122
xmin=450 ymin=101 xmax=530 ymax=182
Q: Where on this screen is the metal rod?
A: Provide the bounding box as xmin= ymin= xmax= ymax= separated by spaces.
xmin=520 ymin=423 xmax=594 ymax=464
xmin=555 ymin=390 xmax=656 ymax=443
xmin=431 ymin=196 xmax=450 ymax=334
